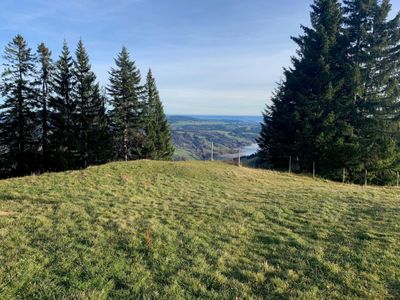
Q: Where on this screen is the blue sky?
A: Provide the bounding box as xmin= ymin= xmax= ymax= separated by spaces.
xmin=0 ymin=0 xmax=399 ymax=115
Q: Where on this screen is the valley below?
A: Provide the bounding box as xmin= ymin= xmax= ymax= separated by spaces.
xmin=169 ymin=115 xmax=261 ymax=161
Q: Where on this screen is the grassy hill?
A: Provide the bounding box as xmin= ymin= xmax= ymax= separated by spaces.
xmin=0 ymin=161 xmax=399 ymax=299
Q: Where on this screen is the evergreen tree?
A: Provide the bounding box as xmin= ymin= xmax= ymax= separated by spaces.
xmin=143 ymin=69 xmax=174 ymax=160
xmin=73 ymin=39 xmax=110 ymax=166
xmin=50 ymin=40 xmax=77 ymax=170
xmin=36 ymin=43 xmax=54 ymax=171
xmin=108 ymin=47 xmax=144 ymax=161
xmin=89 ymin=88 xmax=113 ymax=164
xmin=259 ymin=0 xmax=357 ymax=177
xmin=344 ymin=0 xmax=400 ymax=183
xmin=0 ymin=35 xmax=38 ymax=176
xmin=257 ymin=83 xmax=298 ymax=168
xmin=259 ymin=0 xmax=400 ymax=184
xmin=292 ymin=0 xmax=357 ymax=176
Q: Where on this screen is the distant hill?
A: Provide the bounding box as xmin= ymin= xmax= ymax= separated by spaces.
xmin=0 ymin=160 xmax=399 ymax=298
xmin=167 ymin=115 xmax=200 ymax=122
xmin=173 ymin=115 xmax=263 ymax=123
xmin=168 ymin=115 xmax=261 ymax=160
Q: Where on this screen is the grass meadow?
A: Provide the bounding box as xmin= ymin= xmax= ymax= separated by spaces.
xmin=0 ymin=161 xmax=399 ymax=299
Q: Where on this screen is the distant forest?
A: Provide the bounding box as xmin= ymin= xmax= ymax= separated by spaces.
xmin=258 ymin=0 xmax=400 ymax=185
xmin=0 ymin=36 xmax=174 ymax=178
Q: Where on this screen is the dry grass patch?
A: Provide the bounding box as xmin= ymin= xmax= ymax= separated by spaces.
xmin=0 ymin=211 xmax=13 ymax=217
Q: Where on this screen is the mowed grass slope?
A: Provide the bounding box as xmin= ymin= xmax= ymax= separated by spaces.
xmin=0 ymin=161 xmax=399 ymax=299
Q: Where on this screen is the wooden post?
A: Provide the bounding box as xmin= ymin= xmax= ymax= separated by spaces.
xmin=397 ymin=172 xmax=399 ymax=187
xmin=342 ymin=168 xmax=346 ymax=184
xmin=364 ymin=169 xmax=368 ymax=186
xmin=289 ymin=156 xmax=292 ymax=174
xmin=312 ymin=161 xmax=316 ymax=179
xmin=238 ymin=148 xmax=241 ymax=167
xmin=211 ymin=142 xmax=214 ymax=161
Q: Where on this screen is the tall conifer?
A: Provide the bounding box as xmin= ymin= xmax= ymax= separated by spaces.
xmin=37 ymin=43 xmax=54 ymax=171
xmin=143 ymin=69 xmax=174 ymax=160
xmin=344 ymin=0 xmax=400 ymax=183
xmin=0 ymin=35 xmax=38 ymax=176
xmin=89 ymin=88 xmax=113 ymax=164
xmin=259 ymin=0 xmax=356 ymax=177
xmin=50 ymin=40 xmax=77 ymax=170
xmin=73 ymin=39 xmax=109 ymax=166
xmin=108 ymin=47 xmax=144 ymax=161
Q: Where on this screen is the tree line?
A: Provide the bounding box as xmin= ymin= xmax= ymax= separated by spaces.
xmin=258 ymin=0 xmax=400 ymax=185
xmin=0 ymin=35 xmax=174 ymax=178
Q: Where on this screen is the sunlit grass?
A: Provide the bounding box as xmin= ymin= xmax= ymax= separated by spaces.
xmin=0 ymin=161 xmax=399 ymax=299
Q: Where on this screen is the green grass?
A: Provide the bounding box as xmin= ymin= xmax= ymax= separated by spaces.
xmin=173 ymin=148 xmax=200 ymax=160
xmin=0 ymin=161 xmax=399 ymax=299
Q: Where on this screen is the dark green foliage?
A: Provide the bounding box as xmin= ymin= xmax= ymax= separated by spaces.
xmin=73 ymin=39 xmax=93 ymax=167
xmin=143 ymin=69 xmax=174 ymax=160
xmin=258 ymin=0 xmax=400 ymax=184
xmin=108 ymin=47 xmax=145 ymax=161
xmin=50 ymin=41 xmax=78 ymax=170
xmin=73 ymin=39 xmax=111 ymax=166
xmin=0 ymin=36 xmax=173 ymax=178
xmin=257 ymin=85 xmax=298 ymax=169
xmin=36 ymin=43 xmax=54 ymax=171
xmin=344 ymin=0 xmax=400 ymax=183
xmin=290 ymin=0 xmax=359 ymax=176
xmin=0 ymin=35 xmax=38 ymax=176
xmin=89 ymin=88 xmax=113 ymax=165
xmin=259 ymin=0 xmax=356 ymax=175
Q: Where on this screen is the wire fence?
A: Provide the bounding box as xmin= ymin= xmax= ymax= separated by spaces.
xmin=206 ymin=143 xmax=400 ymax=187
xmin=284 ymin=155 xmax=400 ymax=187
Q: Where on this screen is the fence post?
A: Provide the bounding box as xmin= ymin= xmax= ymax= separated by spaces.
xmin=313 ymin=161 xmax=316 ymax=179
xmin=238 ymin=148 xmax=241 ymax=167
xmin=211 ymin=142 xmax=214 ymax=161
xmin=342 ymin=168 xmax=346 ymax=184
xmin=364 ymin=169 xmax=368 ymax=186
xmin=289 ymin=156 xmax=292 ymax=174
xmin=397 ymin=172 xmax=399 ymax=187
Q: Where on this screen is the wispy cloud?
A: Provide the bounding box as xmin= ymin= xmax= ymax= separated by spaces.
xmin=5 ymin=0 xmax=396 ymax=115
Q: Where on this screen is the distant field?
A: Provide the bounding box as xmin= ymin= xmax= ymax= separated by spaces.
xmin=0 ymin=161 xmax=399 ymax=299
xmin=168 ymin=115 xmax=260 ymax=160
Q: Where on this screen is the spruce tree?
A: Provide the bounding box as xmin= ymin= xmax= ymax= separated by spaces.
xmin=89 ymin=88 xmax=113 ymax=164
xmin=344 ymin=0 xmax=400 ymax=183
xmin=0 ymin=35 xmax=38 ymax=176
xmin=257 ymin=84 xmax=298 ymax=168
xmin=108 ymin=47 xmax=144 ymax=161
xmin=36 ymin=43 xmax=54 ymax=171
xmin=50 ymin=40 xmax=77 ymax=170
xmin=259 ymin=0 xmax=357 ymax=177
xmin=143 ymin=69 xmax=174 ymax=160
xmin=73 ymin=39 xmax=109 ymax=167
xmin=293 ymin=0 xmax=357 ymax=175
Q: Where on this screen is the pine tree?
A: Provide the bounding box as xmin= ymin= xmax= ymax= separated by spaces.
xmin=50 ymin=40 xmax=77 ymax=170
xmin=143 ymin=69 xmax=174 ymax=160
xmin=344 ymin=0 xmax=400 ymax=183
xmin=108 ymin=47 xmax=144 ymax=161
xmin=36 ymin=43 xmax=54 ymax=171
xmin=0 ymin=35 xmax=38 ymax=176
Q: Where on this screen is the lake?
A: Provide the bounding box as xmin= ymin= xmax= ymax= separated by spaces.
xmin=219 ymin=143 xmax=259 ymax=159
xmin=242 ymin=143 xmax=259 ymax=156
